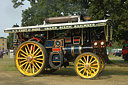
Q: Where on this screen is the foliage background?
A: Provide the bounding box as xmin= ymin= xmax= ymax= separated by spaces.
xmin=7 ymin=0 xmax=128 ymax=49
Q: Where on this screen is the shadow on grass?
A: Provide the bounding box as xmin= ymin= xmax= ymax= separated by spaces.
xmin=39 ymin=67 xmax=77 ymax=77
xmin=110 ymin=60 xmax=128 ymax=67
xmin=102 ymin=69 xmax=128 ymax=76
xmin=39 ymin=63 xmax=128 ymax=79
xmin=53 ymin=68 xmax=76 ymax=76
xmin=98 ymin=68 xmax=128 ymax=79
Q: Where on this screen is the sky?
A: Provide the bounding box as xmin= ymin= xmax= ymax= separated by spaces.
xmin=0 ymin=0 xmax=30 ymax=38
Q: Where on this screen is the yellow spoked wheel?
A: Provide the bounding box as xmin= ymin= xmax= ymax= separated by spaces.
xmin=15 ymin=41 xmax=47 ymax=76
xmin=97 ymin=55 xmax=106 ymax=73
xmin=74 ymin=52 xmax=101 ymax=79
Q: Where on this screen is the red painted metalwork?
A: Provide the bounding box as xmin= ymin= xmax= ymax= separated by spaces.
xmin=74 ymin=39 xmax=80 ymax=41
xmin=122 ymin=48 xmax=128 ymax=55
xmin=33 ymin=37 xmax=41 ymax=42
xmin=53 ymin=48 xmax=61 ymax=52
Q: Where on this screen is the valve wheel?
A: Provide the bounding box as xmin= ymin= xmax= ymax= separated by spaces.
xmin=74 ymin=52 xmax=101 ymax=79
xmin=15 ymin=41 xmax=47 ymax=76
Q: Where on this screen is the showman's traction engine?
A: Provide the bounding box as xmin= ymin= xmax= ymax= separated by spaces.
xmin=4 ymin=15 xmax=114 ymax=79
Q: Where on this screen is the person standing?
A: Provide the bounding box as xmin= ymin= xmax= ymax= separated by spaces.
xmin=0 ymin=50 xmax=3 ymax=58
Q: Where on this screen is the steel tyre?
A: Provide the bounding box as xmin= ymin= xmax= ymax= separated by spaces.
xmin=97 ymin=54 xmax=106 ymax=73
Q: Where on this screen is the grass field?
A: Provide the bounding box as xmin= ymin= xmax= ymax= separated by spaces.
xmin=0 ymin=54 xmax=128 ymax=85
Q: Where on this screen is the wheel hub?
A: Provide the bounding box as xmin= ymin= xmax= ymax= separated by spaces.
xmin=85 ymin=64 xmax=89 ymax=69
xmin=27 ymin=55 xmax=33 ymax=62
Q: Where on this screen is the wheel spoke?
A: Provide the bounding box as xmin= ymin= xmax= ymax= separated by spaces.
xmin=79 ymin=59 xmax=85 ymax=64
xmin=90 ymin=60 xmax=96 ymax=64
xmin=89 ymin=56 xmax=93 ymax=63
xmin=20 ymin=49 xmax=27 ymax=56
xmin=30 ymin=63 xmax=32 ymax=73
xmin=26 ymin=44 xmax=30 ymax=54
xmin=19 ymin=62 xmax=27 ymax=68
xmin=87 ymin=70 xmax=89 ymax=76
xmin=36 ymin=58 xmax=44 ymax=61
xmin=87 ymin=55 xmax=89 ymax=63
xmin=82 ymin=69 xmax=86 ymax=75
xmin=83 ymin=56 xmax=87 ymax=62
xmin=91 ymin=64 xmax=98 ymax=66
xmin=18 ymin=57 xmax=26 ymax=60
xmin=20 ymin=53 xmax=27 ymax=57
xmin=35 ymin=50 xmax=41 ymax=56
xmin=79 ymin=68 xmax=84 ymax=72
xmin=34 ymin=55 xmax=43 ymax=58
xmin=78 ymin=62 xmax=84 ymax=65
xmin=88 ymin=69 xmax=92 ymax=74
xmin=32 ymin=63 xmax=39 ymax=70
xmin=33 ymin=48 xmax=40 ymax=55
xmin=24 ymin=62 xmax=28 ymax=71
xmin=20 ymin=59 xmax=27 ymax=63
xmin=25 ymin=47 xmax=28 ymax=55
xmin=91 ymin=68 xmax=96 ymax=73
xmin=35 ymin=60 xmax=43 ymax=64
xmin=35 ymin=62 xmax=41 ymax=69
xmin=33 ymin=44 xmax=35 ymax=53
xmin=30 ymin=45 xmax=33 ymax=54
xmin=25 ymin=63 xmax=30 ymax=72
xmin=78 ymin=66 xmax=85 ymax=68
xmin=32 ymin=65 xmax=35 ymax=73
xmin=91 ymin=67 xmax=98 ymax=69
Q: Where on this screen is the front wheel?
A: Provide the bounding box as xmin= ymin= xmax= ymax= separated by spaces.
xmin=74 ymin=52 xmax=101 ymax=79
xmin=15 ymin=41 xmax=48 ymax=76
xmin=97 ymin=54 xmax=106 ymax=73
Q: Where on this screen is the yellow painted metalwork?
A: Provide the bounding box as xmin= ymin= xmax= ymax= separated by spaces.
xmin=106 ymin=25 xmax=108 ymax=42
xmin=75 ymin=53 xmax=101 ymax=79
xmin=110 ymin=26 xmax=113 ymax=40
xmin=71 ymin=46 xmax=74 ymax=57
xmin=97 ymin=55 xmax=105 ymax=72
xmin=15 ymin=42 xmax=44 ymax=76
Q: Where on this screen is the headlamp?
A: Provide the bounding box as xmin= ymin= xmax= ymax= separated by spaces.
xmin=94 ymin=42 xmax=98 ymax=46
xmin=101 ymin=41 xmax=104 ymax=45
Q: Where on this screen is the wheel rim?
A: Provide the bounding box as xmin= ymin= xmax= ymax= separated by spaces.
xmin=15 ymin=42 xmax=45 ymax=76
xmin=75 ymin=53 xmax=101 ymax=79
xmin=97 ymin=55 xmax=105 ymax=72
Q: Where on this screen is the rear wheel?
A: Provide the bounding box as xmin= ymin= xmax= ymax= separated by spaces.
xmin=15 ymin=41 xmax=47 ymax=76
xmin=74 ymin=52 xmax=101 ymax=79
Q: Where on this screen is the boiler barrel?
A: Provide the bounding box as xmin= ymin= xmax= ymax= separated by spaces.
xmin=63 ymin=45 xmax=82 ymax=57
xmin=63 ymin=46 xmax=93 ymax=57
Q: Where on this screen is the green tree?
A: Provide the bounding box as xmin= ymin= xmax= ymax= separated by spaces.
xmin=11 ymin=0 xmax=128 ymax=63
xmin=88 ymin=0 xmax=128 ymax=63
xmin=88 ymin=0 xmax=128 ymax=42
xmin=12 ymin=0 xmax=128 ymax=41
xmin=12 ymin=0 xmax=89 ymax=26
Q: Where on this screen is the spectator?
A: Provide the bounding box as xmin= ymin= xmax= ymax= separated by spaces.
xmin=0 ymin=50 xmax=3 ymax=58
xmin=6 ymin=50 xmax=8 ymax=55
